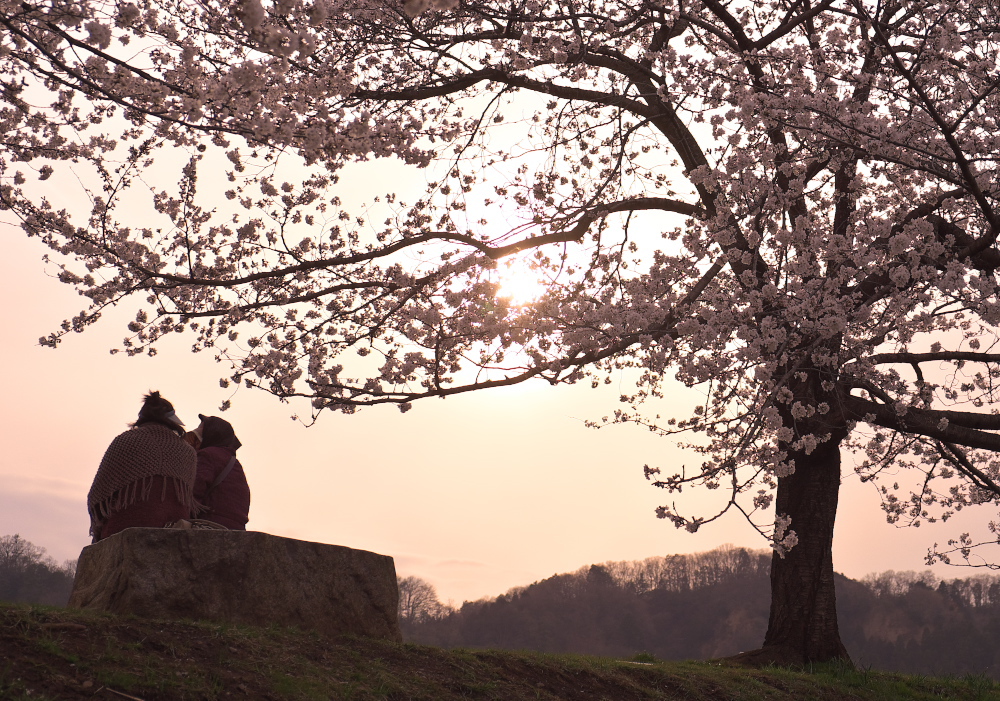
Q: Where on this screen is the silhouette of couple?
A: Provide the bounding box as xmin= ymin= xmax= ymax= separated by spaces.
xmin=86 ymin=391 xmax=251 ymax=542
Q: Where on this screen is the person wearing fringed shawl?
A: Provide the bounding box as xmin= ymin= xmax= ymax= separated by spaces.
xmin=87 ymin=391 xmax=197 ymax=542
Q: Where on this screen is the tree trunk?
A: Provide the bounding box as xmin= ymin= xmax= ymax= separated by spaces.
xmin=731 ymin=438 xmax=851 ymax=667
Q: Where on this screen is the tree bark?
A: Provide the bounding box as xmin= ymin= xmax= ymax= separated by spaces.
xmin=731 ymin=438 xmax=851 ymax=666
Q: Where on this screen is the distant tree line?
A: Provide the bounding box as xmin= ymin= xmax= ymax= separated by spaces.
xmin=840 ymin=571 xmax=1000 ymax=678
xmin=0 ymin=535 xmax=76 ymax=606
xmin=399 ymin=545 xmax=1000 ymax=679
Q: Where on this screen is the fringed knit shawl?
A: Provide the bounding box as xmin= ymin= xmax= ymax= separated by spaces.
xmin=87 ymin=422 xmax=197 ymax=538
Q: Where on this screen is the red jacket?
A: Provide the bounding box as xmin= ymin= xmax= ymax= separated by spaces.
xmin=193 ymin=446 xmax=250 ymax=530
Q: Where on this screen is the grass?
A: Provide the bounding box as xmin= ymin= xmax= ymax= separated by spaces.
xmin=2 ymin=601 xmax=1000 ymax=700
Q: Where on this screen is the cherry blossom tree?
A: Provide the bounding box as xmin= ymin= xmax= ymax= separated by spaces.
xmin=4 ymin=0 xmax=1000 ymax=664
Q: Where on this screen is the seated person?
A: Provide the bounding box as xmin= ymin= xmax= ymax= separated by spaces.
xmin=88 ymin=391 xmax=196 ymax=542
xmin=192 ymin=414 xmax=250 ymax=530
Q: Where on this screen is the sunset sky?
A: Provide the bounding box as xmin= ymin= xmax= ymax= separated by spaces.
xmin=2 ymin=180 xmax=995 ymax=606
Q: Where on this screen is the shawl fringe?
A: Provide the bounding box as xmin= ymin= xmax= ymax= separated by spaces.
xmin=89 ymin=475 xmax=196 ymax=538
xmin=87 ymin=423 xmax=198 ymax=539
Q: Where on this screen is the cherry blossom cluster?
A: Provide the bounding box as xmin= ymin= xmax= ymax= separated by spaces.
xmin=3 ymin=0 xmax=1000 ymax=557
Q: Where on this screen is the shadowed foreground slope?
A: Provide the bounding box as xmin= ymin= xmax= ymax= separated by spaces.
xmin=3 ymin=603 xmax=999 ymax=701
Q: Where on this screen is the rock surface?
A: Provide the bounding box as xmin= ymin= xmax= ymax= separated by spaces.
xmin=68 ymin=529 xmax=401 ymax=642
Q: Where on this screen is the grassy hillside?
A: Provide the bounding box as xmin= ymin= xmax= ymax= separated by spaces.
xmin=3 ymin=603 xmax=999 ymax=701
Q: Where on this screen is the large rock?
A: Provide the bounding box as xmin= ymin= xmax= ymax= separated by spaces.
xmin=68 ymin=528 xmax=401 ymax=642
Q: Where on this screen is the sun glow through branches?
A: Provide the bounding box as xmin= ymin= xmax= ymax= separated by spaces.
xmin=491 ymin=256 xmax=551 ymax=307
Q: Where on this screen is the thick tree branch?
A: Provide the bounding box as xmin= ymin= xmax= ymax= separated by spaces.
xmin=841 ymin=393 xmax=1000 ymax=448
xmin=354 ymin=67 xmax=651 ymax=116
xmin=867 ymin=352 xmax=1000 ymax=365
xmin=937 ymin=441 xmax=1000 ymax=497
xmin=118 ymin=196 xmax=702 ymax=290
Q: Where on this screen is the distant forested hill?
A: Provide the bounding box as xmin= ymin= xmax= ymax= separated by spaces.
xmin=403 ymin=545 xmax=1000 ymax=679
xmin=0 ymin=534 xmax=76 ymax=607
xmin=839 ymin=570 xmax=1000 ymax=678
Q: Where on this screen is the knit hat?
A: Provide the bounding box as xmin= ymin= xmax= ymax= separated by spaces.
xmin=197 ymin=414 xmax=242 ymax=451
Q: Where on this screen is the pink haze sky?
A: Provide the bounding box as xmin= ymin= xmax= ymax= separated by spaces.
xmin=1 ymin=192 xmax=993 ymax=605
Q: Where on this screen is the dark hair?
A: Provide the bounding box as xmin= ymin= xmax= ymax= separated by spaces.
xmin=132 ymin=391 xmax=184 ymax=435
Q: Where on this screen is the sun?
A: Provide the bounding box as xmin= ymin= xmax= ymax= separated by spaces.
xmin=492 ymin=256 xmax=550 ymax=307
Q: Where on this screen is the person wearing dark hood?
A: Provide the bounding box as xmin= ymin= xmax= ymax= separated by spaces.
xmin=87 ymin=391 xmax=197 ymax=542
xmin=191 ymin=414 xmax=250 ymax=530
